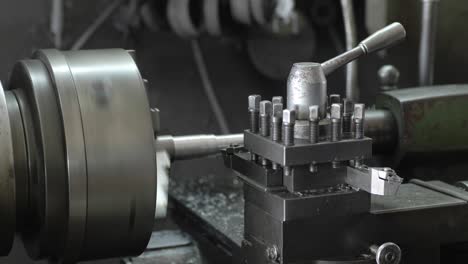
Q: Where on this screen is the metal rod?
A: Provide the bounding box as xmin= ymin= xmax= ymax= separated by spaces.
xmin=322 ymin=46 xmax=364 ymax=76
xmin=322 ymin=23 xmax=406 ymax=76
xmin=419 ymin=0 xmax=439 ymax=86
xmin=156 ymin=109 xmax=398 ymax=161
xmin=50 ymin=0 xmax=64 ymax=48
xmin=156 ymin=134 xmax=243 ymax=160
xmin=71 ymin=0 xmax=125 ymax=50
xmin=340 ymin=0 xmax=359 ymax=102
xmin=191 ymin=39 xmax=230 ymax=134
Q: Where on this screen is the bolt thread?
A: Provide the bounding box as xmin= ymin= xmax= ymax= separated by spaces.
xmin=282 ymin=124 xmax=294 ymax=146
xmin=309 ymin=120 xmax=319 ymax=143
xmin=260 ymin=115 xmax=270 ymax=137
xmin=331 ymin=119 xmax=342 ymax=141
xmin=271 ymin=117 xmax=282 ymax=141
xmin=249 ymin=110 xmax=259 ymax=133
xmin=343 ymin=115 xmax=352 ymax=134
xmin=354 ymin=119 xmax=364 ymax=139
xmin=324 ymin=119 xmax=332 ymax=141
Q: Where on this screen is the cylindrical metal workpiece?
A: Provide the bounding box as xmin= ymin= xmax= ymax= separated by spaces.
xmin=282 ymin=109 xmax=296 ymax=146
xmin=156 ymin=133 xmax=244 ymax=160
xmin=260 ymin=101 xmax=272 ymax=137
xmin=287 ymin=63 xmax=327 ymax=119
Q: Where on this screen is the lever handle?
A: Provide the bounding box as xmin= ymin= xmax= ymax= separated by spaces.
xmin=322 ymin=23 xmax=406 ymax=75
xmin=360 ymin=22 xmax=406 ymax=54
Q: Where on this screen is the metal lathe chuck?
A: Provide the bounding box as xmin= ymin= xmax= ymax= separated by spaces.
xmin=0 ymin=49 xmax=157 ymax=263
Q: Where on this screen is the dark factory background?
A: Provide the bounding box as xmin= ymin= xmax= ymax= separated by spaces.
xmin=1 ymin=0 xmax=468 ymax=263
xmin=2 ymin=0 xmax=468 ymax=136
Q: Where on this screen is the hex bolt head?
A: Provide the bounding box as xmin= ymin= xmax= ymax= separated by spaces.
xmin=272 ymin=96 xmax=283 ymax=105
xmin=272 ymin=103 xmax=283 ymax=118
xmin=354 ymin=104 xmax=365 ymax=120
xmin=260 ymin=100 xmax=272 ymax=116
xmin=329 ymin=94 xmax=341 ymax=106
xmin=248 ymin=95 xmax=261 ymax=110
xmin=331 ymin=104 xmax=342 ymax=119
xmin=309 ymin=105 xmax=319 ymax=121
xmin=283 ymin=109 xmax=296 ymax=125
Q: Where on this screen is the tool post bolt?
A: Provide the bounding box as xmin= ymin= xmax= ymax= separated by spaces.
xmin=259 ymin=101 xmax=272 ymax=166
xmin=248 ymin=95 xmax=261 ymax=133
xmin=331 ymin=104 xmax=343 ymax=168
xmin=309 ymin=105 xmax=320 ymax=173
xmin=272 ymin=96 xmax=283 ymax=105
xmin=282 ymin=109 xmax=296 ymax=146
xmin=282 ymin=109 xmax=296 ymax=176
xmin=331 ymin=104 xmax=342 ymax=142
xmin=271 ymin=102 xmax=283 ymax=170
xmin=342 ymin=99 xmax=354 ymax=135
xmin=259 ymin=100 xmax=272 ymax=137
xmin=248 ymin=95 xmax=261 ymax=161
xmin=353 ymin=103 xmax=365 ymax=167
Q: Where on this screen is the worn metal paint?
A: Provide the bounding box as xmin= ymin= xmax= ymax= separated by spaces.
xmin=403 ymin=97 xmax=468 ymax=152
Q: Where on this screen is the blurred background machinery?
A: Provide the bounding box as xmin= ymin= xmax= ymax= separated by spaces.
xmin=0 ymin=0 xmax=468 ymax=263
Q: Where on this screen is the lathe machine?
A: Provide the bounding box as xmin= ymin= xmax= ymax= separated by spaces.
xmin=0 ymin=21 xmax=468 ymax=264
